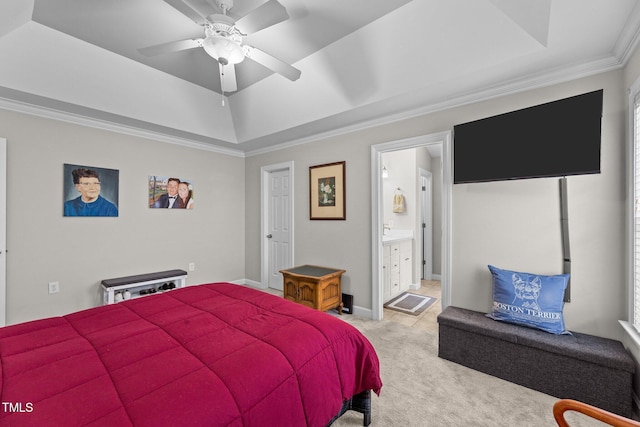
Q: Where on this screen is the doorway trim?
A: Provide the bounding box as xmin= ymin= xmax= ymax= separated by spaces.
xmin=371 ymin=132 xmax=452 ymax=320
xmin=260 ymin=161 xmax=294 ymax=290
xmin=0 ymin=138 xmax=5 ymax=326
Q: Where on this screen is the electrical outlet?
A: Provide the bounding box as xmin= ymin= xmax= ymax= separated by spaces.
xmin=48 ymin=281 xmax=60 ymax=294
xmin=188 ymin=262 xmax=195 ymax=272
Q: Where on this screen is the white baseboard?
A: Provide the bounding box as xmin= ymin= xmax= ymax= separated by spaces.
xmin=233 ymin=278 xmax=375 ymax=319
xmin=237 ymin=278 xmax=263 ymax=289
xmin=351 ymin=305 xmax=373 ymax=319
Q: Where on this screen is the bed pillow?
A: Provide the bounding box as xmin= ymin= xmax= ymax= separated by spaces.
xmin=486 ymin=264 xmax=570 ymax=335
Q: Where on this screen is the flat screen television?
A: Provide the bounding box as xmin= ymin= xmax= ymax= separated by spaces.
xmin=453 ymin=89 xmax=603 ymax=184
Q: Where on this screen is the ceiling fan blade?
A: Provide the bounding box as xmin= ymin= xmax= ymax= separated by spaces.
xmin=164 ymin=0 xmax=207 ymax=25
xmin=235 ymin=0 xmax=289 ymax=34
xmin=219 ymin=62 xmax=238 ymax=93
xmin=244 ymin=45 xmax=301 ymax=81
xmin=138 ymin=39 xmax=203 ymax=57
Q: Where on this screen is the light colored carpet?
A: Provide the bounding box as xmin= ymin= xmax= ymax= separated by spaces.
xmin=332 ymin=316 xmax=608 ymax=427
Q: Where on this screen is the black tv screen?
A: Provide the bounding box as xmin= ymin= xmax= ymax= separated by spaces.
xmin=453 ymin=89 xmax=603 ymax=184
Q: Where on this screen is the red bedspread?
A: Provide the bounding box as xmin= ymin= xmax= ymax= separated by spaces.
xmin=0 ymin=283 xmax=382 ymax=426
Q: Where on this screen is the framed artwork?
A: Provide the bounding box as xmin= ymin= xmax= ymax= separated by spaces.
xmin=148 ymin=176 xmax=194 ymax=209
xmin=63 ymin=163 xmax=119 ymax=217
xmin=309 ymin=161 xmax=345 ymax=220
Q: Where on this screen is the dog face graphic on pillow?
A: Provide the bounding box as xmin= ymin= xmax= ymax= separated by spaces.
xmin=511 ymin=273 xmax=542 ymax=311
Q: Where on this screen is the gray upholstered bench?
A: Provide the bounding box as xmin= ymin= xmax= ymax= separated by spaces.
xmin=437 ymin=306 xmax=635 ymax=417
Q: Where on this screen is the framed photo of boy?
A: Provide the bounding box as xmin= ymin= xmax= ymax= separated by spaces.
xmin=309 ymin=161 xmax=345 ymax=220
xmin=63 ymin=164 xmax=119 ymax=217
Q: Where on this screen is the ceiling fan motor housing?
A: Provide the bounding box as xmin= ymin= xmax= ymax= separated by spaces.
xmin=207 ymin=16 xmax=241 ymax=37
xmin=203 ymin=15 xmax=244 ymax=65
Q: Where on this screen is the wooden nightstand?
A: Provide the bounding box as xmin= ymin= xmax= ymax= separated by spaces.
xmin=280 ymin=265 xmax=346 ymax=314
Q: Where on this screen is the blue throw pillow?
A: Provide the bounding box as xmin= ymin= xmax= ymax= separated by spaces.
xmin=486 ymin=265 xmax=570 ymax=335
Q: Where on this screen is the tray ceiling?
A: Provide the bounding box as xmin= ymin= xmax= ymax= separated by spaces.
xmin=0 ymin=0 xmax=639 ymax=154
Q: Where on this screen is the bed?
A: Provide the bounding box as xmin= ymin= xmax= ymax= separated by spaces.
xmin=0 ymin=283 xmax=382 ymax=426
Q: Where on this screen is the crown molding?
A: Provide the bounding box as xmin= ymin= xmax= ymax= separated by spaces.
xmin=0 ymin=49 xmax=630 ymax=160
xmin=245 ymin=55 xmax=624 ymax=157
xmin=613 ymin=0 xmax=640 ymax=64
xmin=0 ymin=88 xmax=246 ymax=158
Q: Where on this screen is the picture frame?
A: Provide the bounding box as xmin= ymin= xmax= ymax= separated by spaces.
xmin=148 ymin=176 xmax=195 ymax=209
xmin=309 ymin=161 xmax=346 ymax=220
xmin=63 ymin=163 xmax=119 ymax=217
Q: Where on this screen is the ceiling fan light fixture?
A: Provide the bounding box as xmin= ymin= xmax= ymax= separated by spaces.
xmin=203 ymin=35 xmax=245 ymax=65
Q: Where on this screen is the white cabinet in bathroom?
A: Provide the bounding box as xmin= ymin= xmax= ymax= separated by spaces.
xmin=383 ymin=238 xmax=413 ymax=302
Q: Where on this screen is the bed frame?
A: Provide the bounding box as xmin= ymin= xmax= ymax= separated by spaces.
xmin=328 ymin=390 xmax=372 ymax=426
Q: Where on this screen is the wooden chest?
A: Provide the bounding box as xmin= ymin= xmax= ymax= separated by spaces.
xmin=280 ymin=265 xmax=346 ymax=314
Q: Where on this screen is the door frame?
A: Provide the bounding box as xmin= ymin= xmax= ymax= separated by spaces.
xmin=0 ymin=138 xmax=6 ymax=326
xmin=419 ymin=168 xmax=433 ymax=281
xmin=371 ymin=132 xmax=452 ymax=320
xmin=260 ymin=161 xmax=294 ymax=289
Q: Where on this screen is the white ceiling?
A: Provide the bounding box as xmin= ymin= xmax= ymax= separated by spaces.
xmin=1 ymin=0 xmax=639 ymax=155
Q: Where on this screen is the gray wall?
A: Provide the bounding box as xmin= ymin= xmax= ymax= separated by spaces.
xmin=244 ymin=136 xmax=375 ymax=306
xmin=1 ymin=110 xmax=246 ymax=324
xmin=245 ymin=69 xmax=626 ymax=340
xmin=451 ymin=72 xmax=625 ymax=339
xmin=0 ymin=55 xmax=630 ymax=342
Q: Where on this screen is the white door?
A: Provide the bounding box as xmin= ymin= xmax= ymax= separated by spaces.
xmin=420 ymin=171 xmax=433 ymax=280
xmin=0 ymin=138 xmax=6 ymax=326
xmin=267 ymin=168 xmax=292 ymax=290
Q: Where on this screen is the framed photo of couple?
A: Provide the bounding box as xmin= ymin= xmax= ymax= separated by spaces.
xmin=309 ymin=161 xmax=345 ymax=220
xmin=148 ymin=176 xmax=194 ymax=209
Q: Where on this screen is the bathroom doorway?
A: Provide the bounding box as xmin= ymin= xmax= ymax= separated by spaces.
xmin=371 ymin=132 xmax=452 ymax=321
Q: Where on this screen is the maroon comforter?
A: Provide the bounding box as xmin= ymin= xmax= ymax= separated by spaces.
xmin=0 ymin=283 xmax=381 ymax=426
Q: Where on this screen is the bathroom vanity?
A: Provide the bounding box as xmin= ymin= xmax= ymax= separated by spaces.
xmin=382 ymin=230 xmax=413 ymax=302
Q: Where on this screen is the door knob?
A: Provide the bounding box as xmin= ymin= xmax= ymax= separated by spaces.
xmin=266 ymin=234 xmax=273 ymax=238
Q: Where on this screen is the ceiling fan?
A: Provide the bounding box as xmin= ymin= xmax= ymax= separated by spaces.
xmin=139 ymin=0 xmax=301 ymax=94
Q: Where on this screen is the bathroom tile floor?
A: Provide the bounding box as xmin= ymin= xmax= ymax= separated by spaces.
xmin=383 ymin=280 xmax=442 ymax=334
